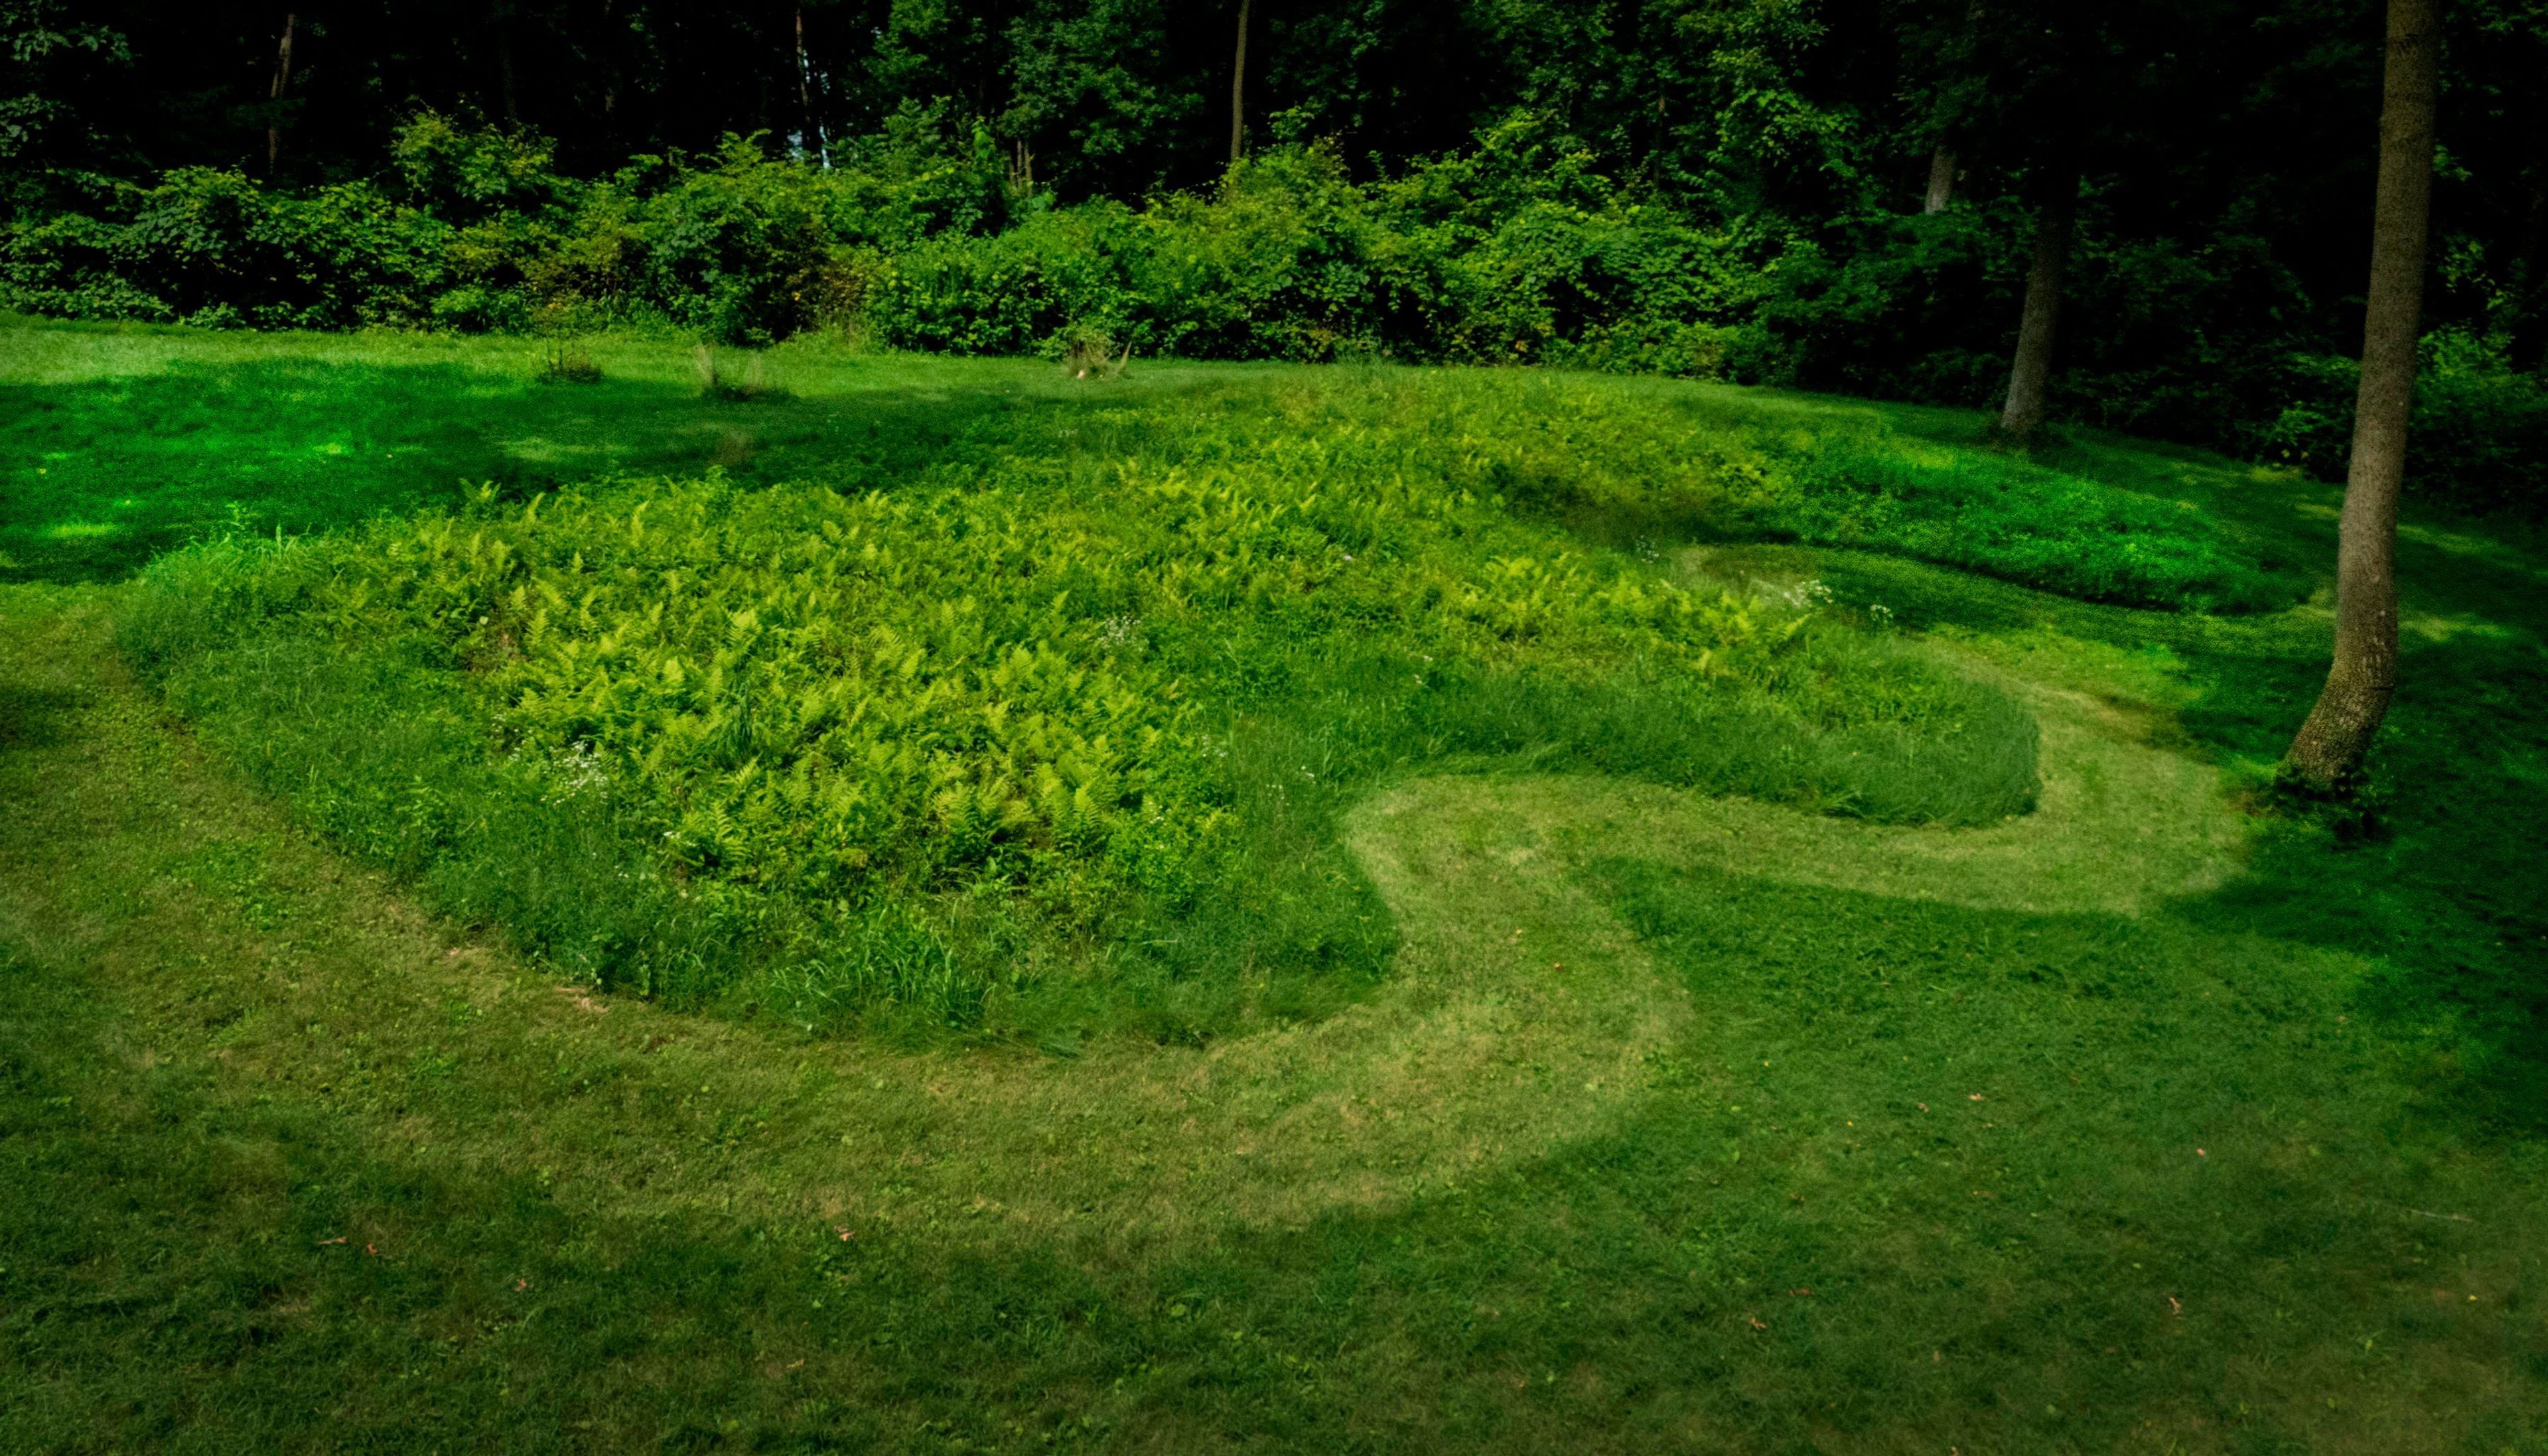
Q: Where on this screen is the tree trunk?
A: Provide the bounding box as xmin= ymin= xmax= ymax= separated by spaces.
xmin=2283 ymin=0 xmax=2441 ymax=792
xmin=493 ymin=2 xmax=521 ymax=127
xmin=1998 ymin=170 xmax=2078 ymax=443
xmin=1228 ymin=0 xmax=1250 ymax=165
xmin=794 ymin=6 xmax=829 ymax=166
xmin=1924 ymin=146 xmax=1955 ymax=213
xmin=265 ymin=13 xmax=296 ymax=174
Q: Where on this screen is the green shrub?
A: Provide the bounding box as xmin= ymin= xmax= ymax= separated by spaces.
xmin=863 ymin=125 xmax=1760 ymax=369
xmin=0 ymin=206 xmax=171 ymax=320
xmin=389 ymin=110 xmax=566 ymax=222
xmin=2254 ymin=347 xmax=2548 ymax=515
xmin=11 ymin=107 xmax=2531 ymax=513
xmin=626 ymin=139 xmax=868 ymax=346
xmin=3 ymin=168 xmax=443 ymax=328
xmin=0 ymin=109 xmax=1005 ymax=342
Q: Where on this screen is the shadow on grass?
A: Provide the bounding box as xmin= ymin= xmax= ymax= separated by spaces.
xmin=8 ymin=846 xmax=2533 ymax=1451
xmin=1805 ymin=499 xmax=2548 ymax=1136
xmin=0 ymin=683 xmax=79 ymax=752
xmin=2184 ymin=630 xmax=2548 ymax=1134
xmin=0 ymin=356 xmax=1107 ymax=584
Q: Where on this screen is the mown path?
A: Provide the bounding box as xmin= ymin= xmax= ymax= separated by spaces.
xmin=10 ymin=570 xmax=2543 ymax=1452
xmin=7 ymin=317 xmax=2548 ymax=1449
xmin=1 ymin=594 xmax=2233 ymax=1245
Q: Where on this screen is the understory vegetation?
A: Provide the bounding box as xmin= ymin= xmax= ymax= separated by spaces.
xmin=8 ymin=110 xmax=2545 ymax=515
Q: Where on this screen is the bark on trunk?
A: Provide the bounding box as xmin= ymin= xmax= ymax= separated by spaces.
xmin=493 ymin=2 xmax=521 ymax=127
xmin=2283 ymin=0 xmax=2441 ymax=791
xmin=795 ymin=6 xmax=827 ymax=166
xmin=1924 ymin=146 xmax=1956 ymax=213
xmin=1229 ymin=0 xmax=1250 ymax=165
xmin=1997 ymin=172 xmax=2078 ymax=443
xmin=265 ymin=13 xmax=296 ymax=173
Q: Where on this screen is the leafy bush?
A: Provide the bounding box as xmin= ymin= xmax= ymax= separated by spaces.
xmin=390 ymin=111 xmax=566 ymax=222
xmin=2253 ymin=347 xmax=2548 ymax=515
xmin=865 ymin=125 xmax=1762 ymax=370
xmin=2 ymin=168 xmax=441 ymax=328
xmin=0 ymin=107 xmax=1009 ymax=342
xmin=9 ymin=106 xmax=2532 ymax=509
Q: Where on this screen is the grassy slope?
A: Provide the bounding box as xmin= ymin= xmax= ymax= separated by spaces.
xmin=0 ymin=323 xmax=1106 ymax=581
xmin=3 ymin=318 xmax=2301 ymax=610
xmin=106 ymin=347 xmax=2101 ymax=1038
xmin=1 ymin=322 xmax=2543 ymax=1450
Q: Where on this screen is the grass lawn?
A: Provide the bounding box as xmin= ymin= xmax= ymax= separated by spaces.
xmin=1 ymin=319 xmax=2542 ymax=1452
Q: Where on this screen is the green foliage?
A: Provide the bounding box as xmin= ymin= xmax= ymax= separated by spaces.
xmin=2255 ymin=342 xmax=2548 ymax=516
xmin=0 ymin=110 xmax=1007 ymax=344
xmin=114 ymin=345 xmax=2115 ymax=1033
xmin=5 ymin=102 xmax=2540 ymax=511
xmin=0 ymin=113 xmax=1750 ymax=369
xmin=0 ymin=0 xmax=126 ymax=190
xmin=867 ymin=125 xmax=1764 ymax=371
xmin=6 ymin=464 xmax=2547 ymax=1446
xmin=612 ymin=138 xmax=865 ymax=346
xmin=2 ymin=167 xmax=441 ymax=328
xmin=389 ymin=110 xmax=565 ymax=222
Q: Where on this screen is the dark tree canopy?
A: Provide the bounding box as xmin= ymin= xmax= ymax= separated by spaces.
xmin=23 ymin=3 xmax=2529 ymax=337
xmin=4 ymin=0 xmax=2543 ymax=511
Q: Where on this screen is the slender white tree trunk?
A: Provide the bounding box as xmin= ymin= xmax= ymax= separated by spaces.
xmin=1229 ymin=0 xmax=1251 ymax=165
xmin=265 ymin=13 xmax=297 ymax=172
xmin=1924 ymin=146 xmax=1956 ymax=213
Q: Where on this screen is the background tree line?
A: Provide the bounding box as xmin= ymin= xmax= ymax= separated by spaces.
xmin=5 ymin=0 xmax=2544 ymax=511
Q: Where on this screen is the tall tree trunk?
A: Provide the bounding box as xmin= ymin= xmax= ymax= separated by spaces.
xmin=1998 ymin=170 xmax=2078 ymax=443
xmin=1228 ymin=0 xmax=1250 ymax=165
xmin=599 ymin=0 xmax=618 ymax=125
xmin=1924 ymin=145 xmax=1956 ymax=213
xmin=2283 ymin=0 xmax=2441 ymax=792
xmin=795 ymin=5 xmax=827 ymax=166
xmin=264 ymin=13 xmax=296 ymax=173
xmin=493 ymin=1 xmax=521 ymax=127
xmin=2511 ymin=177 xmax=2547 ymax=373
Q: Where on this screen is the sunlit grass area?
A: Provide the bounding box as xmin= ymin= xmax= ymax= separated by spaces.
xmin=4 ymin=318 xmax=2306 ymax=609
xmin=1 ymin=319 xmax=2541 ymax=1450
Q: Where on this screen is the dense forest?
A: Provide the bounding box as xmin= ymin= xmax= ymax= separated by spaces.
xmin=5 ymin=0 xmax=2545 ymax=508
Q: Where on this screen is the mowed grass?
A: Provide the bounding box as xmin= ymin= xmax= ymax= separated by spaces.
xmin=1 ymin=320 xmax=2543 ymax=1450
xmin=3 ymin=316 xmax=2304 ymax=610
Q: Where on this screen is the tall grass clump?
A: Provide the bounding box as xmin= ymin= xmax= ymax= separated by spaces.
xmin=539 ymin=340 xmax=602 ymax=385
